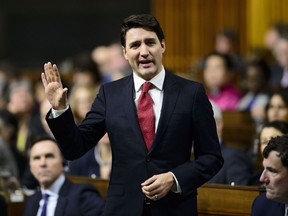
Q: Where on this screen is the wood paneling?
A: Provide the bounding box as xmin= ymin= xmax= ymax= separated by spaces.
xmin=247 ymin=0 xmax=288 ymax=48
xmin=151 ymin=0 xmax=247 ymax=74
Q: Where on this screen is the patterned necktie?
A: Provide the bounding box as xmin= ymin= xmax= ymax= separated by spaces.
xmin=41 ymin=193 xmax=49 ymax=216
xmin=137 ymin=82 xmax=155 ymax=150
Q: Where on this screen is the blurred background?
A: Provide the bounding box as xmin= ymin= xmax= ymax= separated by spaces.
xmin=0 ymin=0 xmax=288 ymax=73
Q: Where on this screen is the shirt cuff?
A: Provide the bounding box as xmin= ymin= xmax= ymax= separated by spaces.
xmin=169 ymin=171 xmax=182 ymax=194
xmin=49 ymin=105 xmax=69 ymax=118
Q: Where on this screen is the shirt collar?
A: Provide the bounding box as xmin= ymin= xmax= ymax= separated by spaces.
xmin=133 ymin=66 xmax=165 ymax=93
xmin=41 ymin=174 xmax=65 ymax=196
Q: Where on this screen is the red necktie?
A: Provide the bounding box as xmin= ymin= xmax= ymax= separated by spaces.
xmin=138 ymin=82 xmax=155 ymax=150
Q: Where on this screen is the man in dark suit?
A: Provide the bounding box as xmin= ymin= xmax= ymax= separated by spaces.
xmin=24 ymin=136 xmax=104 ymax=216
xmin=41 ymin=14 xmax=223 ymax=216
xmin=251 ymin=135 xmax=288 ymax=216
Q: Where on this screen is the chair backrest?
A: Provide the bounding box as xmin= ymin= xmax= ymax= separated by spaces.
xmin=67 ymin=175 xmax=109 ymax=199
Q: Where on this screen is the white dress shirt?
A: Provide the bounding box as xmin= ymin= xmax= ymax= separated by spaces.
xmin=37 ymin=174 xmax=65 ymax=216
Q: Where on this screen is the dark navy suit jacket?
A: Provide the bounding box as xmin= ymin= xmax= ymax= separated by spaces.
xmin=251 ymin=193 xmax=285 ymax=216
xmin=209 ymin=143 xmax=253 ymax=185
xmin=46 ymin=71 xmax=223 ymax=216
xmin=24 ymin=178 xmax=104 ymax=216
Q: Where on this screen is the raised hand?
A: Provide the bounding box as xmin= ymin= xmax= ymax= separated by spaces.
xmin=41 ymin=62 xmax=68 ymax=110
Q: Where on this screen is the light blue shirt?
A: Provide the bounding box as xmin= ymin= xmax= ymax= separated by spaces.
xmin=37 ymin=174 xmax=65 ymax=216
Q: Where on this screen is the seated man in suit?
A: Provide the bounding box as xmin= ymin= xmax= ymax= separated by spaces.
xmin=24 ymin=136 xmax=104 ymax=216
xmin=251 ymin=135 xmax=288 ymax=216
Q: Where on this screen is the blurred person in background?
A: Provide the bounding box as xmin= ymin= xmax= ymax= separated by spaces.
xmin=0 ymin=108 xmax=21 ymax=198
xmin=209 ymin=101 xmax=253 ymax=185
xmin=69 ymin=133 xmax=111 ymax=179
xmin=264 ymin=22 xmax=288 ymax=57
xmin=214 ymin=28 xmax=246 ymax=74
xmin=0 ymin=60 xmax=19 ymax=109
xmin=270 ymin=35 xmax=288 ymax=91
xmin=71 ymin=51 xmax=102 ymax=89
xmin=6 ymin=79 xmax=45 ymax=156
xmin=24 ymin=136 xmax=104 ymax=216
xmin=238 ymin=60 xmax=271 ymax=131
xmin=68 ymin=84 xmax=112 ymax=179
xmin=91 ymin=43 xmax=131 ymax=83
xmin=0 ymin=116 xmax=19 ymax=178
xmin=0 ymin=108 xmax=26 ymax=178
xmin=69 ymin=85 xmax=98 ymax=125
xmin=203 ymin=52 xmax=241 ymax=110
xmin=265 ymin=90 xmax=288 ymax=123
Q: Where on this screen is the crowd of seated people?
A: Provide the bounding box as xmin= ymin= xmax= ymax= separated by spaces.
xmin=1 ymin=22 xmax=288 ymax=215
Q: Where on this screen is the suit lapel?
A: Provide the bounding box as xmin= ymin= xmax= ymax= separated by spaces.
xmin=149 ymin=71 xmax=180 ymax=153
xmin=30 ymin=192 xmax=42 ymax=216
xmin=54 ymin=179 xmax=69 ymax=216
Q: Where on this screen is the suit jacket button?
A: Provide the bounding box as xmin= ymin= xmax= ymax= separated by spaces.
xmin=146 ymin=157 xmax=151 ymax=162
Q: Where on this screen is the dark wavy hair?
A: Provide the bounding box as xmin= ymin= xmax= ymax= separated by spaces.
xmin=263 ymin=135 xmax=288 ymax=168
xmin=120 ymin=14 xmax=165 ymax=47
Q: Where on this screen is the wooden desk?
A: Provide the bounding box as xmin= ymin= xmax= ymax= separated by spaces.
xmin=198 ymin=184 xmax=262 ymax=216
xmin=7 ymin=178 xmax=263 ymax=216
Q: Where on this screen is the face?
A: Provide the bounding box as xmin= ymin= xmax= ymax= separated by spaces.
xmin=260 ymin=151 xmax=288 ymax=203
xmin=73 ymin=72 xmax=95 ymax=86
xmin=267 ymin=95 xmax=288 ymax=122
xmin=260 ymin=127 xmax=284 ymax=153
xmin=264 ymin=28 xmax=279 ymax=49
xmin=123 ymin=28 xmax=165 ymax=80
xmin=215 ymin=35 xmax=232 ymax=54
xmin=8 ymin=86 xmax=34 ymax=114
xmin=246 ymin=66 xmax=266 ymax=93
xmin=203 ymin=56 xmax=228 ymax=89
xmin=274 ymin=39 xmax=288 ymax=68
xmin=74 ymin=87 xmax=94 ymax=119
xmin=30 ymin=140 xmax=64 ymax=189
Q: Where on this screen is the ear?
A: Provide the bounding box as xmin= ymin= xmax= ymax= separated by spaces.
xmin=122 ymin=46 xmax=128 ymax=60
xmin=161 ymin=40 xmax=166 ymax=53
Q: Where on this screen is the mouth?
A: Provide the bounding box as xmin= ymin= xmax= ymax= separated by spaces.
xmin=138 ymin=60 xmax=153 ymax=68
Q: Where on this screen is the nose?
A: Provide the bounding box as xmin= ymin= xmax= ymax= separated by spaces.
xmin=39 ymin=157 xmax=47 ymax=166
xmin=140 ymin=44 xmax=149 ymax=57
xmin=259 ymin=170 xmax=269 ymax=184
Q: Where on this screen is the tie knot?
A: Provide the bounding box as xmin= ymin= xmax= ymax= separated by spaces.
xmin=42 ymin=193 xmax=49 ymax=200
xmin=142 ymin=82 xmax=152 ymax=93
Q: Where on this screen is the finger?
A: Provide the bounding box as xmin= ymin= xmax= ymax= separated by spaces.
xmin=41 ymin=72 xmax=48 ymax=88
xmin=141 ymin=175 xmax=157 ymax=186
xmin=44 ymin=62 xmax=53 ymax=83
xmin=52 ymin=64 xmax=62 ymax=85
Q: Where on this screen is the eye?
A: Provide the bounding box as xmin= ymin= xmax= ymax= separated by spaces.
xmin=130 ymin=42 xmax=140 ymax=49
xmin=146 ymin=40 xmax=156 ymax=46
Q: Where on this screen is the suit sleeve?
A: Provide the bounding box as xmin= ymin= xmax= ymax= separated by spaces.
xmin=46 ymin=86 xmax=107 ymax=160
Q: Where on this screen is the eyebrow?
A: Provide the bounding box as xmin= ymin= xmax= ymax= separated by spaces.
xmin=128 ymin=37 xmax=157 ymax=47
xmin=32 ymin=152 xmax=55 ymax=159
xmin=266 ymin=166 xmax=279 ymax=173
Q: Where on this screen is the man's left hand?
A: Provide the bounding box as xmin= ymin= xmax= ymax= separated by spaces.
xmin=141 ymin=172 xmax=175 ymax=201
